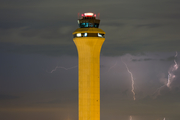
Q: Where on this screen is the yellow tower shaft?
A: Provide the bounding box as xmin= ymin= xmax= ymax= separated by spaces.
xmin=73 ymin=28 xmax=105 ymax=120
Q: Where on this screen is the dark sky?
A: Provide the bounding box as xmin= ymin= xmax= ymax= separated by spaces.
xmin=0 ymin=0 xmax=180 ymax=120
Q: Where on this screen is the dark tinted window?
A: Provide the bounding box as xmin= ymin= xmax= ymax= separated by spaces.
xmin=94 ymin=23 xmax=99 ymax=28
xmin=79 ymin=23 xmax=99 ymax=28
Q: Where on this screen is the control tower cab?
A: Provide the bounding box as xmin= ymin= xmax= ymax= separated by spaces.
xmin=73 ymin=12 xmax=105 ymax=38
xmin=78 ymin=13 xmax=100 ymax=28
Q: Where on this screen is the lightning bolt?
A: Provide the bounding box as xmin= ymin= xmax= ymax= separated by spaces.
xmin=130 ymin=115 xmax=132 ymax=120
xmin=167 ymin=51 xmax=178 ymax=88
xmin=67 ymin=115 xmax=70 ymax=120
xmin=122 ymin=59 xmax=136 ymax=100
xmin=49 ymin=66 xmax=77 ymax=73
xmin=108 ymin=61 xmax=117 ymax=72
xmin=152 ymin=85 xmax=166 ymax=98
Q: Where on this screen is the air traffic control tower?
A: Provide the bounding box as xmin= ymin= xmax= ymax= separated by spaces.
xmin=73 ymin=13 xmax=105 ymax=120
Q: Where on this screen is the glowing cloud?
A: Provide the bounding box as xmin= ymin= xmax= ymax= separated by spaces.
xmin=153 ymin=52 xmax=178 ymax=98
xmin=167 ymin=51 xmax=178 ymax=88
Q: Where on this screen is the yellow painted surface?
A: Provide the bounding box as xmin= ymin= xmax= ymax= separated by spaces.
xmin=73 ymin=28 xmax=105 ymax=34
xmin=73 ymin=28 xmax=105 ymax=120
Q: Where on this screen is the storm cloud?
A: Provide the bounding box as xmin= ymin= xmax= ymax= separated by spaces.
xmin=0 ymin=0 xmax=180 ymax=120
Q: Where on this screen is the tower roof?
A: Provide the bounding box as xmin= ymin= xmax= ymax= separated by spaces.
xmin=82 ymin=13 xmax=96 ymax=18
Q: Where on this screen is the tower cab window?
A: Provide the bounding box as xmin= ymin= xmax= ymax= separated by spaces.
xmin=79 ymin=23 xmax=99 ymax=28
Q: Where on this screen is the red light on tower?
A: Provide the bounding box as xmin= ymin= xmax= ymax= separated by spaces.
xmin=84 ymin=12 xmax=94 ymax=17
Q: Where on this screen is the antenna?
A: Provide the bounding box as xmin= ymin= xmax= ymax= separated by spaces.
xmin=78 ymin=13 xmax=80 ymax=19
xmin=97 ymin=13 xmax=100 ymax=19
